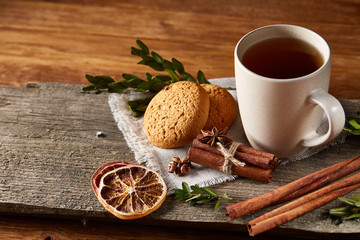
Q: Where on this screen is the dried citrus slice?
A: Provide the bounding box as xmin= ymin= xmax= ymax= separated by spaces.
xmin=91 ymin=162 xmax=167 ymax=220
xmin=91 ymin=161 xmax=139 ymax=197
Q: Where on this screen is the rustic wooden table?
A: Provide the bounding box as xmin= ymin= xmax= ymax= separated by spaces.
xmin=0 ymin=0 xmax=359 ymax=239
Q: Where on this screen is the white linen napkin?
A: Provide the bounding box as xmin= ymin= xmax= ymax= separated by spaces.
xmin=108 ymin=77 xmax=346 ymax=194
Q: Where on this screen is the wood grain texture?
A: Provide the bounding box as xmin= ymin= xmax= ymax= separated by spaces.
xmin=0 ymin=215 xmax=327 ymax=240
xmin=0 ymin=83 xmax=359 ymax=238
xmin=0 ymin=0 xmax=359 ymax=99
xmin=0 ymin=1 xmax=360 ymax=239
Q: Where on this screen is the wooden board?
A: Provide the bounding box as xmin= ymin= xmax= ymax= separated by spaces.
xmin=0 ymin=83 xmax=359 ymax=237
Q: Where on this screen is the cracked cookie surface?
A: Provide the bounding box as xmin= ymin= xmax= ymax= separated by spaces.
xmin=144 ymin=81 xmax=209 ymax=148
xmin=201 ymin=84 xmax=238 ymax=130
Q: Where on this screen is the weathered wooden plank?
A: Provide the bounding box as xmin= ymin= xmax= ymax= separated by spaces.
xmin=0 ymin=83 xmax=359 ymax=236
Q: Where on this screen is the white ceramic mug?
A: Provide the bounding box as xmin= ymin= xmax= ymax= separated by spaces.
xmin=235 ymin=24 xmax=345 ymax=158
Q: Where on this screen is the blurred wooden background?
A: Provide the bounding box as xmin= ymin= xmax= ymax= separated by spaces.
xmin=0 ymin=0 xmax=359 ymax=239
xmin=0 ymin=0 xmax=359 ymax=99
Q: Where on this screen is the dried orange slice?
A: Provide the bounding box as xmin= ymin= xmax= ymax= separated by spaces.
xmin=91 ymin=161 xmax=167 ymax=220
xmin=91 ymin=161 xmax=139 ymax=197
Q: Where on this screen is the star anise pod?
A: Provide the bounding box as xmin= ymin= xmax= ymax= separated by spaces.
xmin=199 ymin=127 xmax=232 ymax=147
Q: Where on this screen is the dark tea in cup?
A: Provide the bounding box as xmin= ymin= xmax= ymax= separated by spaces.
xmin=235 ymin=25 xmax=345 ymax=158
xmin=241 ymin=37 xmax=323 ymax=79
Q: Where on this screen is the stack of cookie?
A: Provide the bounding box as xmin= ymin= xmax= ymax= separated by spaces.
xmin=144 ymin=81 xmax=238 ymax=149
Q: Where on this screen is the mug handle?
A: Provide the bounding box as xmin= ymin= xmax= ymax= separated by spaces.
xmin=302 ymin=88 xmax=345 ymax=148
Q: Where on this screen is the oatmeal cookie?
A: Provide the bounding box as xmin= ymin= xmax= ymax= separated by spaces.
xmin=200 ymin=84 xmax=238 ymax=130
xmin=144 ymin=81 xmax=209 ymax=148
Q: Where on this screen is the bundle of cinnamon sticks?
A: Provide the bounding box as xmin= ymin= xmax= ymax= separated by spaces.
xmin=225 ymin=155 xmax=360 ymax=236
xmin=187 ymin=136 xmax=278 ymax=182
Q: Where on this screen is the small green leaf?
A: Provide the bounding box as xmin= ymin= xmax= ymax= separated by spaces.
xmin=163 ymin=60 xmax=175 ymax=71
xmin=172 ymin=58 xmax=184 ymax=73
xmin=196 ymin=198 xmax=213 ymax=204
xmin=329 ymin=206 xmax=352 ymax=216
xmin=197 ymin=70 xmax=210 ymax=84
xmin=108 ymin=80 xmax=126 ymax=87
xmin=137 ymin=59 xmax=146 ymax=65
xmin=151 ymin=51 xmax=164 ymax=64
xmin=182 ymin=72 xmax=196 ymax=82
xmin=351 ymin=130 xmax=360 ymax=135
xmin=191 ymin=185 xmax=203 ymax=194
xmin=127 ymin=96 xmax=154 ymax=116
xmin=174 ymin=189 xmax=190 ymax=201
xmin=329 ymin=194 xmax=360 ymax=220
xmin=122 ymin=73 xmax=140 ymax=80
xmin=150 ymin=78 xmax=166 ymax=92
xmin=203 ymin=187 xmax=217 ymax=197
xmin=85 ymin=74 xmax=98 ymax=84
xmin=95 ymin=75 xmax=114 ymax=81
xmin=108 ymin=84 xmax=128 ymax=93
xmin=348 ymin=119 xmax=360 ymax=130
xmin=166 ymin=70 xmax=179 ymax=83
xmin=214 ymin=199 xmax=221 ymax=210
xmin=137 ymin=81 xmax=153 ymax=91
xmin=123 ymin=78 xmax=146 ymax=88
xmin=345 ymin=212 xmax=360 ymax=220
xmin=338 ymin=197 xmax=356 ymax=206
xmin=141 ymin=59 xmax=164 ymax=71
xmin=136 ymin=39 xmax=149 ymax=54
xmin=174 ymin=189 xmax=185 ymax=199
xmin=154 ymin=75 xmax=172 ymax=82
xmin=108 ymin=87 xmax=126 ymax=93
xmin=85 ymin=75 xmax=114 ymax=87
xmin=353 ymin=194 xmax=360 ymax=201
xmin=131 ymin=47 xmax=147 ymax=57
xmin=82 ymin=84 xmax=97 ymax=91
xmin=185 ymin=194 xmax=202 ymax=202
xmin=137 ymin=55 xmax=153 ymax=63
xmin=108 ymin=81 xmax=127 ymax=92
xmin=146 ymin=73 xmax=152 ymax=82
xmin=174 ymin=182 xmax=231 ymax=210
xmin=94 ymin=76 xmax=115 ymax=86
xmin=182 ymin=182 xmax=191 ymax=194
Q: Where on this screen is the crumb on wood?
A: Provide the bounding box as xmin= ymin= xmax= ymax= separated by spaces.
xmin=96 ymin=131 xmax=106 ymax=138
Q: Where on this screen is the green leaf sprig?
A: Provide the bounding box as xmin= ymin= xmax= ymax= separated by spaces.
xmin=174 ymin=182 xmax=231 ymax=210
xmin=329 ymin=194 xmax=360 ymax=220
xmin=82 ymin=40 xmax=210 ymax=117
xmin=343 ymin=111 xmax=360 ymax=136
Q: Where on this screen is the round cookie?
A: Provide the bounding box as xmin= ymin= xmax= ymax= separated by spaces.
xmin=200 ymin=84 xmax=238 ymax=130
xmin=144 ymin=81 xmax=209 ymax=149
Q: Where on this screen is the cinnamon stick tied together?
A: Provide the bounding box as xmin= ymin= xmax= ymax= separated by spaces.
xmin=226 ymin=155 xmax=360 ymax=220
xmin=217 ymin=141 xmax=245 ymax=174
xmin=188 ymin=138 xmax=278 ymax=182
xmin=192 ymin=139 xmax=277 ymax=169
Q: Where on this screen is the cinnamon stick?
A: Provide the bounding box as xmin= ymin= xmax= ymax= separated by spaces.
xmin=248 ymin=172 xmax=360 ymax=236
xmin=280 ymin=156 xmax=360 ymax=203
xmin=192 ymin=139 xmax=276 ymax=169
xmin=226 ymin=155 xmax=360 ymax=220
xmin=188 ymin=147 xmax=276 ymax=182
